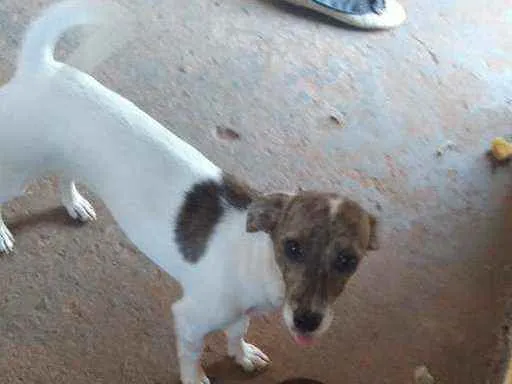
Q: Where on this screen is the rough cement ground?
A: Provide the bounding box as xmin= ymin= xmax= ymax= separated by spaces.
xmin=1 ymin=0 xmax=512 ymax=383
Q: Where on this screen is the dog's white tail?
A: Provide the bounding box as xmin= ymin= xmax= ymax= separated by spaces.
xmin=18 ymin=0 xmax=133 ymax=75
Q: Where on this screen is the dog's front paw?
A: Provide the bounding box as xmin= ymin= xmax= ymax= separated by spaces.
xmin=232 ymin=342 xmax=270 ymax=373
xmin=0 ymin=223 xmax=14 ymax=253
xmin=65 ymin=195 xmax=96 ymax=222
xmin=179 ymin=365 xmax=210 ymax=384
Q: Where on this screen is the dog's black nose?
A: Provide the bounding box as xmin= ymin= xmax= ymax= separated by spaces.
xmin=293 ymin=310 xmax=322 ymax=333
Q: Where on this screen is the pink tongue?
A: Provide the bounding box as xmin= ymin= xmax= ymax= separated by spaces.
xmin=294 ymin=334 xmax=315 ymax=346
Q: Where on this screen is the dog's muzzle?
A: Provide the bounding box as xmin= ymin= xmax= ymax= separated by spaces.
xmin=293 ymin=309 xmax=323 ymax=333
xmin=283 ymin=303 xmax=332 ymax=346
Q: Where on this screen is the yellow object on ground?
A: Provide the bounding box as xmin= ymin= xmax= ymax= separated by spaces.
xmin=504 ymin=358 xmax=512 ymax=384
xmin=491 ymin=137 xmax=512 ymax=161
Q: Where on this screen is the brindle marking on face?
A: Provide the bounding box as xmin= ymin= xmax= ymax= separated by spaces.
xmin=247 ymin=191 xmax=378 ymax=318
xmin=175 ymin=173 xmax=257 ymax=263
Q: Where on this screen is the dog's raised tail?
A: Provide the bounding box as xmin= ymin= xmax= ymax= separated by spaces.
xmin=18 ymin=0 xmax=132 ymax=75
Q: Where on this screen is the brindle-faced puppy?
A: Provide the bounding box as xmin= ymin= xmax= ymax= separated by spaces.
xmin=247 ymin=191 xmax=379 ymax=344
xmin=2 ymin=2 xmax=380 ymax=381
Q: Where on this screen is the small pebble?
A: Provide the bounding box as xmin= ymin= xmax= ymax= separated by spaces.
xmin=214 ymin=125 xmax=241 ymax=141
xmin=436 ymin=140 xmax=456 ymax=157
xmin=35 ymin=296 xmax=49 ymax=312
xmin=329 ymin=111 xmax=345 ymax=127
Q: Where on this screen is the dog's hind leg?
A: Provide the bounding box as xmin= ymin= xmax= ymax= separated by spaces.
xmin=0 ymin=210 xmax=15 ymax=253
xmin=59 ymin=177 xmax=96 ymax=222
xmin=226 ymin=316 xmax=270 ymax=372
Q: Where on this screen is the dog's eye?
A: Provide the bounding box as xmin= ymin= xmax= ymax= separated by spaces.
xmin=333 ymin=250 xmax=358 ymax=273
xmin=284 ymin=240 xmax=304 ymax=262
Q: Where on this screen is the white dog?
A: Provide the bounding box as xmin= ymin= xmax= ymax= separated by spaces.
xmin=0 ymin=2 xmax=379 ymax=383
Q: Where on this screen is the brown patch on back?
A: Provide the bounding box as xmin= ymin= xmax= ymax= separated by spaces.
xmin=175 ymin=173 xmax=259 ymax=263
xmin=175 ymin=181 xmax=223 ymax=263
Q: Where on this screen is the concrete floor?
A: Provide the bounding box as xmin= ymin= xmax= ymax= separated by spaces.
xmin=1 ymin=0 xmax=512 ymax=383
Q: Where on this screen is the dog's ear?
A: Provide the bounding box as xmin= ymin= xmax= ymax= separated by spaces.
xmin=339 ymin=201 xmax=379 ymax=251
xmin=364 ymin=214 xmax=379 ymax=251
xmin=246 ymin=194 xmax=290 ymax=233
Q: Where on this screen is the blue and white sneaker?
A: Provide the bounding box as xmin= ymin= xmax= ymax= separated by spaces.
xmin=282 ymin=0 xmax=406 ymax=29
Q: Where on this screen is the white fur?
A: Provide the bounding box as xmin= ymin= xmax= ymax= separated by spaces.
xmin=329 ymin=198 xmax=343 ymax=217
xmin=0 ymin=2 xmax=285 ymax=383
